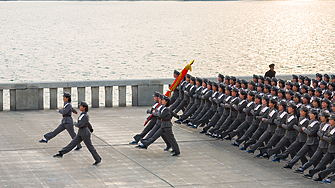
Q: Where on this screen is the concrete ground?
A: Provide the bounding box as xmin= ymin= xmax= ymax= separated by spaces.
xmin=0 ymin=107 xmax=331 ymax=188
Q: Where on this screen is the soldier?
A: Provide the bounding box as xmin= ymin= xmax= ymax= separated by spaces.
xmin=258 ymin=100 xmax=288 ymax=157
xmin=190 ymin=82 xmax=219 ymax=128
xmin=175 ymin=77 xmax=203 ymax=124
xmin=294 ymin=111 xmax=330 ymax=174
xmin=264 ymin=102 xmax=298 ymax=158
xmin=277 ymin=88 xmax=286 ymax=101
xmin=137 ymin=96 xmax=181 ymax=156
xmin=282 ymin=108 xmax=320 ymax=169
xmin=316 ymin=73 xmax=323 ymax=82
xmin=174 ymin=75 xmax=194 ymax=113
xmin=170 ymin=70 xmax=180 ymax=104
xmin=264 ymin=64 xmax=276 ymax=78
xmin=292 ymin=82 xmax=300 ymax=93
xmin=170 ymin=76 xmax=189 ymax=111
xmin=248 ymin=81 xmax=256 ymax=91
xmin=53 ymin=101 xmax=101 ymax=166
xmin=219 ymin=89 xmax=250 ymax=140
xmin=298 ymin=75 xmax=305 ymax=85
xmin=218 ymin=74 xmax=224 ymax=84
xmin=306 ymin=114 xmax=335 ymax=182
xmin=331 ymin=75 xmax=335 ymax=83
xmin=302 ymin=93 xmax=312 ymax=109
xmin=292 ymin=75 xmax=298 ymax=83
xmin=200 ymin=83 xmax=226 ymax=134
xmin=300 ymin=84 xmax=308 ymax=94
xmin=181 ymin=76 xmax=198 ymax=114
xmin=321 ymin=98 xmax=331 ymax=112
xmin=39 ymin=92 xmax=82 ymax=151
xmin=234 ymin=94 xmax=263 ymax=148
xmin=246 ymin=97 xmax=278 ymax=155
xmin=242 ymin=96 xmax=270 ymax=150
xmin=304 ymin=77 xmax=311 ymax=87
xmin=207 ymin=86 xmax=233 ymax=136
xmin=129 ymin=92 xmax=161 ymax=144
xmin=271 ymin=77 xmax=278 ymax=86
xmin=252 ymin=75 xmax=259 ymax=83
xmin=324 ymin=74 xmax=330 ymax=83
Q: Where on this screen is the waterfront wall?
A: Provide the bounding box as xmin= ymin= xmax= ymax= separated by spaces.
xmin=0 ymin=74 xmax=316 ymax=111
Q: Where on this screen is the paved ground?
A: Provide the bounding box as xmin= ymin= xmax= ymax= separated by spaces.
xmin=0 ymin=107 xmax=331 ymax=188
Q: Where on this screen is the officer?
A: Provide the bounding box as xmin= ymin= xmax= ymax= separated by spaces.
xmin=264 ymin=64 xmax=276 ymax=78
xmin=170 ymin=70 xmax=180 ymax=104
xmin=258 ymin=100 xmax=288 ymax=156
xmin=264 ymin=102 xmax=298 ymax=158
xmin=282 ymin=108 xmax=320 ymax=169
xmin=247 ymin=97 xmax=278 ymax=155
xmin=130 ymin=91 xmax=161 ymax=144
xmin=175 ymin=77 xmax=203 ymax=123
xmin=294 ymin=111 xmax=330 ymax=174
xmin=53 ymin=101 xmax=101 ymax=166
xmin=39 ymin=92 xmax=82 ymax=150
xmin=306 ymin=114 xmax=335 ymax=181
xmin=137 ymin=96 xmax=181 ymax=156
xmin=200 ymin=83 xmax=226 ymax=134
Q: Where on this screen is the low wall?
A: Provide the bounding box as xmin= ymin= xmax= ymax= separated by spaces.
xmin=0 ymin=74 xmax=317 ymax=111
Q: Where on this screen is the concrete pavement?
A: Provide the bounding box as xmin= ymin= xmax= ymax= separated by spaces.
xmin=0 ymin=107 xmax=331 ymax=187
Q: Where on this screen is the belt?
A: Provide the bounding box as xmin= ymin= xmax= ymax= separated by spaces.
xmin=230 ymin=109 xmax=237 ymax=111
xmin=247 ymin=114 xmax=253 ymax=116
xmin=157 ymin=118 xmax=161 ymax=120
xmin=161 ymin=119 xmax=170 ymax=122
xmin=308 ymin=135 xmax=317 ymax=138
xmin=82 ymin=126 xmax=88 ymax=128
xmin=329 ymin=142 xmax=335 ymax=145
xmin=286 ymin=129 xmax=295 ymax=131
xmin=62 ymin=115 xmax=71 ymax=117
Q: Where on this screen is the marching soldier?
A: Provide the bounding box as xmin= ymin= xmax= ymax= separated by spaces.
xmin=53 ymin=101 xmax=101 ymax=166
xmin=170 ymin=70 xmax=180 ymax=104
xmin=39 ymin=92 xmax=82 ymax=151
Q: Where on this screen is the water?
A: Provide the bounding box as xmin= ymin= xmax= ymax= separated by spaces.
xmin=1 ymin=1 xmax=334 ymax=84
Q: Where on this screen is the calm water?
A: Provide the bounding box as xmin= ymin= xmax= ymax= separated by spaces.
xmin=0 ymin=1 xmax=335 ymax=84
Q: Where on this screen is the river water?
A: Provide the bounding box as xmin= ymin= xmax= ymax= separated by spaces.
xmin=0 ymin=1 xmax=334 ymax=84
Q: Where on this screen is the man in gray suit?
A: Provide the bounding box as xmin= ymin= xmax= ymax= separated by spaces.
xmin=53 ymin=101 xmax=101 ymax=166
xmin=39 ymin=92 xmax=82 ymax=150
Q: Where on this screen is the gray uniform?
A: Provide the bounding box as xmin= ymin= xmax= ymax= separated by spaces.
xmin=193 ymin=91 xmax=219 ymax=126
xmin=170 ymin=81 xmax=186 ymax=111
xmin=59 ymin=112 xmax=101 ymax=163
xmin=214 ymin=96 xmax=240 ymax=134
xmin=174 ymin=82 xmax=192 ymax=113
xmin=300 ymin=122 xmax=330 ymax=171
xmin=203 ymin=93 xmax=226 ymax=132
xmin=186 ymin=87 xmax=208 ymax=122
xmin=183 ymin=84 xmax=197 ymax=113
xmin=208 ymin=95 xmax=233 ymax=134
xmin=44 ymin=102 xmax=81 ymax=149
xmin=141 ymin=106 xmax=180 ymax=154
xmin=190 ymin=89 xmax=213 ymax=124
xmin=286 ymin=119 xmax=320 ymax=167
xmin=179 ymin=86 xmax=203 ymax=120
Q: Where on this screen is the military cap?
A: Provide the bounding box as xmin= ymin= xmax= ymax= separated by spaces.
xmin=225 ymin=76 xmax=230 ymax=80
xmin=271 ymin=86 xmax=278 ymax=92
xmin=329 ymin=82 xmax=335 ymax=88
xmin=264 ymin=84 xmax=271 ymax=90
xmin=305 ymin=77 xmax=311 ymax=81
xmin=293 ymin=92 xmax=302 ymax=98
xmin=278 ymin=79 xmax=285 ymax=85
xmin=312 ymin=79 xmax=319 ymax=83
xmin=249 ymin=81 xmax=256 ymax=86
xmin=239 ymin=89 xmax=247 ymax=95
xmin=320 ymin=80 xmax=327 ymax=85
xmin=324 ymin=90 xmax=332 ymax=96
xmin=163 ymin=95 xmax=170 ymax=102
xmin=207 ymin=81 xmax=213 ymax=85
xmin=253 ymin=74 xmax=259 ymax=79
xmin=174 ymin=70 xmax=180 ymax=75
xmin=265 ymin=77 xmax=271 ymax=82
xmin=324 ymin=74 xmax=330 ymax=79
xmin=79 ymin=101 xmax=89 ymax=111
xmin=255 ymin=94 xmax=263 ymax=99
xmin=278 ymin=88 xmax=286 ymax=94
xmin=241 ymin=79 xmax=248 ymax=85
xmin=299 ymin=75 xmax=305 ymax=80
xmin=63 ymin=92 xmax=71 ymax=98
xmin=190 ymin=76 xmax=196 ymax=81
xmin=292 ymin=74 xmax=298 ymax=79
xmin=288 ymin=102 xmax=297 ymax=109
xmin=258 ymin=75 xmax=264 ymax=80
xmin=219 ymin=83 xmax=225 ymax=90
xmin=312 ymin=97 xmax=321 ymax=103
xmin=308 ymin=87 xmax=315 ymax=92
xmin=225 ymin=86 xmax=232 ymax=91
xmin=320 ymin=110 xmax=330 ymax=118
xmin=271 ymin=77 xmax=278 ymax=82
xmin=269 ymin=97 xmax=278 ymax=105
xmin=300 ymin=84 xmax=308 ymax=90
xmin=212 ymin=82 xmax=218 ymax=88
xmin=279 ymin=100 xmax=287 ymax=107
xmin=269 ymin=64 xmax=275 ymax=68
xmin=287 ymin=90 xmax=294 ymax=96
xmin=218 ymin=74 xmax=224 ymax=79
xmin=262 ymin=95 xmax=270 ymax=102
xmin=300 ymin=105 xmax=309 ymax=112
xmin=322 ymin=98 xmax=331 ymax=105
xmin=153 ymin=91 xmax=161 ymax=97
xmin=329 ymin=114 xmax=335 ymax=120
xmin=315 ymin=88 xmax=322 ymax=93
xmin=316 ymin=73 xmax=323 ymax=78
xmin=230 ymin=76 xmax=237 ymax=81
xmin=248 ymin=90 xmax=256 ymax=96
xmin=292 ymin=82 xmax=300 ymax=87
xmin=257 ymin=83 xmax=264 ymax=88
xmin=236 ymin=79 xmax=241 ymax=84
xmin=331 ymin=75 xmax=335 ymax=79
xmin=309 ymin=108 xmax=319 ymax=115
xmin=186 ymin=74 xmax=191 ymax=78
xmin=203 ymin=78 xmax=209 ymax=84
xmin=302 ymin=93 xmax=311 ymax=100
xmin=232 ymin=88 xmax=239 ymax=92
xmin=286 ymin=82 xmax=293 ymax=87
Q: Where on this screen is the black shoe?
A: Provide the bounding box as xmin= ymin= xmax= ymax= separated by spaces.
xmin=199 ymin=123 xmax=205 ymax=127
xmin=74 ymin=146 xmax=82 ymax=151
xmin=282 ymin=164 xmax=292 ymax=169
xmin=129 ymin=141 xmax=138 ymax=145
xmin=164 ymin=146 xmax=171 ymax=151
xmin=262 ymin=153 xmax=270 ymax=159
xmin=224 ymin=135 xmax=231 ymax=140
xmin=199 ymin=130 xmax=206 ymax=134
xmin=174 ymin=119 xmax=182 ymax=124
xmin=294 ymin=168 xmax=304 ymax=174
xmin=303 ymin=174 xmax=313 ymax=179
xmin=53 ymin=153 xmax=63 ymax=158
xmin=216 ymin=135 xmax=223 ymax=140
xmin=205 ymin=132 xmax=212 ymax=136
xmin=93 ymin=161 xmax=101 ymax=166
xmin=170 ymin=150 xmax=175 ymax=153
xmin=172 ymin=153 xmax=180 ymax=156
xmin=254 ymin=153 xmax=263 ymax=158
xmin=39 ymin=139 xmax=48 ymax=143
xmin=313 ymin=177 xmax=322 ymax=182
xmin=135 ymin=145 xmax=147 ymax=149
xmin=231 ymin=142 xmax=239 ymax=147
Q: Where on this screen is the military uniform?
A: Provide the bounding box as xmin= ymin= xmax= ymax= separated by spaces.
xmin=178 ymin=84 xmax=203 ymax=121
xmin=170 ymin=80 xmax=187 ymax=111
xmin=185 ymin=84 xmax=209 ymax=123
xmin=174 ymin=80 xmax=192 ymax=113
xmin=188 ymin=85 xmax=213 ymax=125
xmin=54 ymin=102 xmax=101 ymax=165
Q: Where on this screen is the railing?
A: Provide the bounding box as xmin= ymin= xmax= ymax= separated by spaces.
xmin=0 ymin=74 xmax=317 ymax=111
